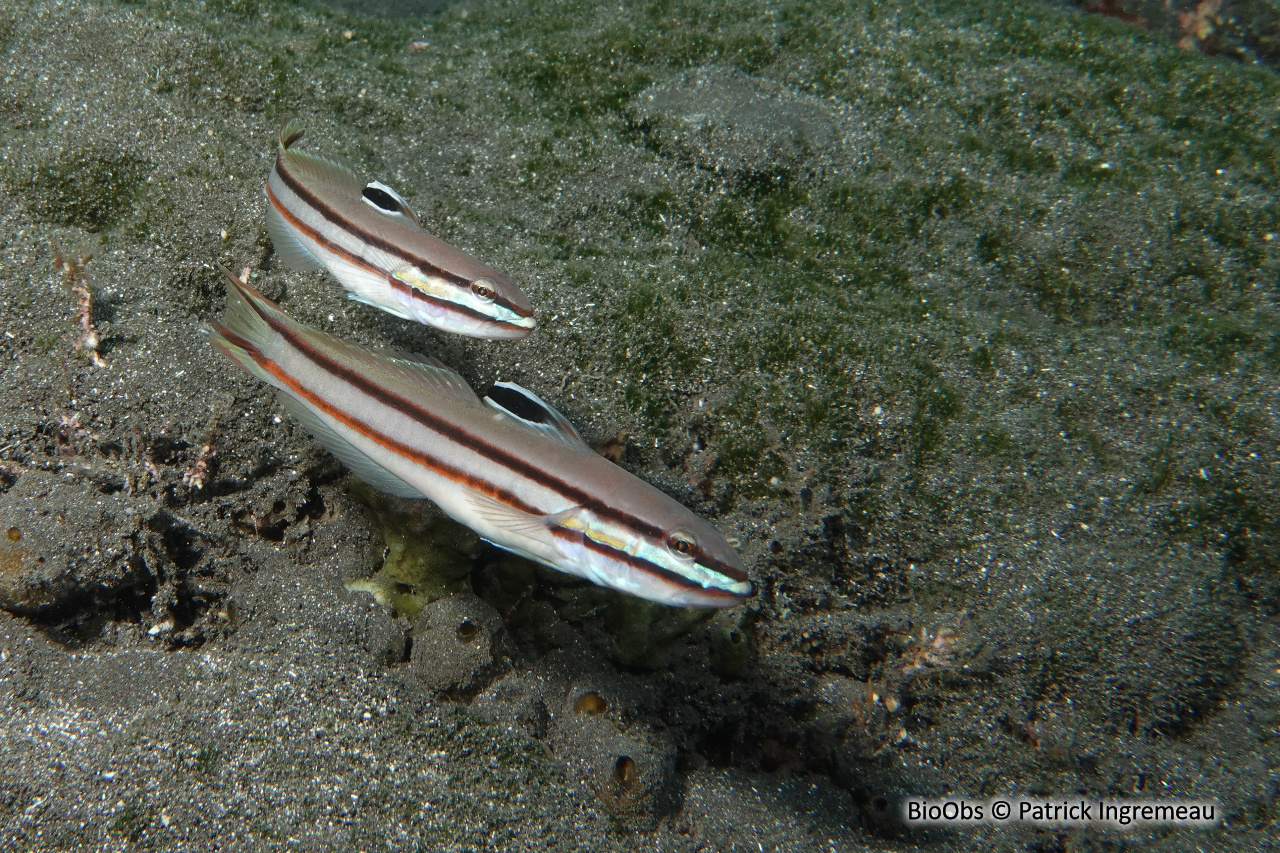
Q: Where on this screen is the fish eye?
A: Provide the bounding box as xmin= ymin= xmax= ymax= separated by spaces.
xmin=666 ymin=531 xmax=697 ymax=559
xmin=471 ymin=277 xmax=496 ymax=302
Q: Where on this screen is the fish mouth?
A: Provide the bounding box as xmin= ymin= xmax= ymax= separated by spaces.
xmin=676 ymin=581 xmax=752 ymax=608
xmin=667 ymin=575 xmax=753 ymax=608
xmin=483 ymin=315 xmax=537 ymax=340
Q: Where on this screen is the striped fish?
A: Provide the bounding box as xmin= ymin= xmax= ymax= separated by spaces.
xmin=209 ymin=266 xmax=752 ymax=608
xmin=265 ymin=120 xmax=536 ymax=340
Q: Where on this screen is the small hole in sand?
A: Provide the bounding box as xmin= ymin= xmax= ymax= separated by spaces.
xmin=613 ymin=755 xmax=636 ymax=787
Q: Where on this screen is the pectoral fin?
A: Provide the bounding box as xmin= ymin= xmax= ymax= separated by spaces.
xmin=463 ymin=490 xmax=586 ymax=539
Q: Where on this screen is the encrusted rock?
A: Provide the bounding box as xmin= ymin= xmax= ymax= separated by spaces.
xmin=0 ymin=522 xmax=75 ymax=615
xmin=710 ymin=607 xmax=756 ymax=680
xmin=409 ymin=593 xmax=505 ymax=695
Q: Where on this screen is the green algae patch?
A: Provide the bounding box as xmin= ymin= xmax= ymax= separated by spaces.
xmin=345 ymin=477 xmax=478 ymax=621
xmin=612 ymin=597 xmax=715 ymax=669
xmin=7 ymin=143 xmax=151 ymax=232
xmin=163 ymin=0 xmax=1280 ymax=620
xmin=709 ymin=606 xmax=756 ymax=680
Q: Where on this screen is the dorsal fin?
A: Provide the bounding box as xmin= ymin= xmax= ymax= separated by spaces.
xmin=372 ymin=350 xmax=482 ymax=407
xmin=281 ymin=145 xmax=365 ymax=195
xmin=279 ymin=118 xmax=305 ymax=150
xmin=373 ymin=349 xmax=452 ymax=372
xmin=279 ymin=134 xmax=423 ymax=231
xmin=276 ymin=121 xmax=361 ymax=177
xmin=483 ymin=382 xmax=592 ymax=452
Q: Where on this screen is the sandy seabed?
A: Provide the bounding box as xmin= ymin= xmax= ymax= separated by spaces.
xmin=0 ymin=0 xmax=1276 ymax=850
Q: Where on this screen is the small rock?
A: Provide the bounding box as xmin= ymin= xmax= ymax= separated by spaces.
xmin=0 ymin=532 xmax=75 ymax=615
xmin=0 ymin=472 xmax=114 ymax=615
xmin=409 ymin=593 xmax=504 ymax=695
xmin=554 ymin=710 xmax=679 ymax=830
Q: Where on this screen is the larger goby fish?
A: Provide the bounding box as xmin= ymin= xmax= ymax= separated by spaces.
xmin=209 ymin=266 xmax=751 ymax=607
xmin=265 ymin=120 xmax=536 ymax=340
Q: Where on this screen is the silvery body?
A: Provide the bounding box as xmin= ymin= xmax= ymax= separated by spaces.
xmin=265 ymin=120 xmax=536 ymax=340
xmin=209 ymin=268 xmax=751 ymax=607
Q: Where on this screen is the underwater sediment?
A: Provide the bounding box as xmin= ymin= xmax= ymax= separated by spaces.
xmin=0 ymin=0 xmax=1275 ymax=849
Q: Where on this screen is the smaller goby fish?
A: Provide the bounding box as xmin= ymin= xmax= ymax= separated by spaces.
xmin=209 ymin=266 xmax=751 ymax=608
xmin=265 ymin=120 xmax=536 ymax=340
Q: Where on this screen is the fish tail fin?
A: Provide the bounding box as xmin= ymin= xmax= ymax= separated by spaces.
xmin=208 ymin=262 xmax=428 ymax=502
xmin=207 ymin=263 xmax=287 ymax=388
xmin=279 ymin=118 xmax=304 ymax=151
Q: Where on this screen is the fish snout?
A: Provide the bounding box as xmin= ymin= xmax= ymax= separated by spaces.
xmin=482 ymin=313 xmax=537 ymax=340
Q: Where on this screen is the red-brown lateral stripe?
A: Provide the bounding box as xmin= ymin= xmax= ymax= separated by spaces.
xmin=221 ymin=321 xmax=548 ymax=519
xmin=273 ymin=157 xmax=533 ymax=318
xmin=246 ymin=298 xmax=747 ymax=585
xmin=208 ymin=322 xmax=260 ymax=366
xmin=695 ymin=552 xmax=748 ymax=585
xmin=267 ymin=182 xmax=383 ymax=278
xmin=384 ymin=275 xmax=511 ymax=327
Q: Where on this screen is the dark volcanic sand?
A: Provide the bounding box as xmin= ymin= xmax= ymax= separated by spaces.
xmin=0 ymin=0 xmax=1276 ymax=850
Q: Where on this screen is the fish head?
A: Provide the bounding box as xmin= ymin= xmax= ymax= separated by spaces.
xmin=392 ymin=265 xmax=537 ymax=340
xmin=556 ymin=507 xmax=753 ymax=608
xmin=271 ymin=120 xmax=539 ymax=339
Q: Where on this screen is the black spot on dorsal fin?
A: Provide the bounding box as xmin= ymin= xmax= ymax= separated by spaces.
xmin=486 ymin=383 xmax=550 ymax=424
xmin=362 ymin=184 xmax=404 ymax=214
